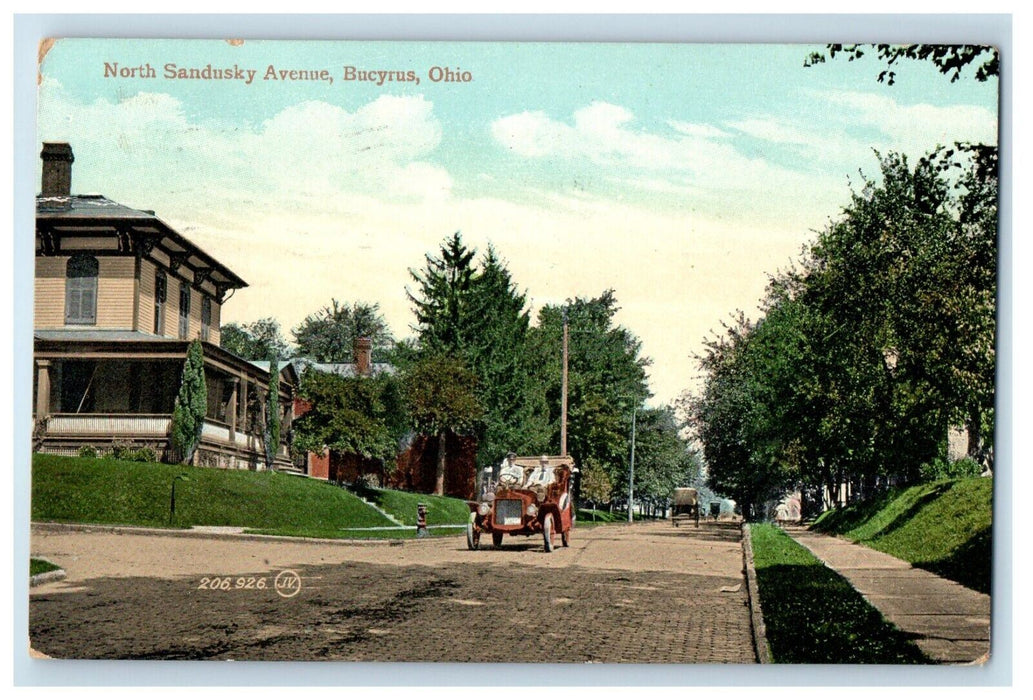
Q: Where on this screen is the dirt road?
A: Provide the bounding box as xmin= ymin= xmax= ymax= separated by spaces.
xmin=29 ymin=520 xmax=756 ymax=663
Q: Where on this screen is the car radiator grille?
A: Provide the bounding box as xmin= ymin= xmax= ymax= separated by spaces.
xmin=494 ymin=499 xmax=523 ymax=526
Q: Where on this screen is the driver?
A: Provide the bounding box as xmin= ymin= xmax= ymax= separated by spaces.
xmin=498 ymin=452 xmax=523 ymax=486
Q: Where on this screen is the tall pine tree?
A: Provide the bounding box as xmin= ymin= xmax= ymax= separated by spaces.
xmin=465 ymin=246 xmax=550 ymax=465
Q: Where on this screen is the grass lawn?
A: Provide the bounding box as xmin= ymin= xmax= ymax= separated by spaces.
xmin=30 ymin=558 xmax=61 ymax=577
xmin=811 ymin=477 xmax=992 ymax=594
xmin=353 ymin=485 xmax=472 ymax=525
xmin=750 ymin=524 xmax=929 ymax=664
xmin=32 ymin=454 xmax=395 ymax=530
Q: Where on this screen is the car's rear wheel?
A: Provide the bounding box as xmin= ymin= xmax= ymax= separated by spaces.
xmin=492 ymin=531 xmax=504 ymax=548
xmin=466 ymin=513 xmax=480 ymax=551
xmin=543 ymin=513 xmax=555 ymax=552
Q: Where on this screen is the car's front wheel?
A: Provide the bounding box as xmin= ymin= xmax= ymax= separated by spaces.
xmin=466 ymin=513 xmax=480 ymax=551
xmin=492 ymin=531 xmax=504 ymax=548
xmin=543 ymin=513 xmax=555 ymax=552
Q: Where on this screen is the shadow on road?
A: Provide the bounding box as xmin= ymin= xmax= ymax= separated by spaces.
xmin=651 ymin=522 xmax=743 ymax=544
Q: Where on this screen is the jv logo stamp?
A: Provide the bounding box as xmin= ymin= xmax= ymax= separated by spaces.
xmin=274 ymin=569 xmax=302 ymax=598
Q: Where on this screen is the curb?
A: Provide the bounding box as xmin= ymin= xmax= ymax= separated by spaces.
xmin=30 ymin=521 xmax=450 ymax=547
xmin=30 ymin=568 xmax=67 ymax=587
xmin=741 ymin=523 xmax=772 ymax=664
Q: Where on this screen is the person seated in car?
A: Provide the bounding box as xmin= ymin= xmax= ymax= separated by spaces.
xmin=525 ymin=456 xmax=554 ymax=494
xmin=498 ymin=452 xmax=523 ymax=486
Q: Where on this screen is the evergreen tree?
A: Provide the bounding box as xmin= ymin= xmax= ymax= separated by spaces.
xmin=170 ymin=340 xmax=208 ymax=464
xmin=464 ymin=246 xmax=551 ymax=465
xmin=407 ymin=232 xmax=477 ymax=354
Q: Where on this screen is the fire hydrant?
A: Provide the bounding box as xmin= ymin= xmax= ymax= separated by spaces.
xmin=416 ymin=503 xmax=429 ymax=538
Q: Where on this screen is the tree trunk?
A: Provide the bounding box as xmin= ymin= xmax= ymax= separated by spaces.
xmin=967 ymin=406 xmax=983 ymax=462
xmin=434 ymin=430 xmax=447 ymax=496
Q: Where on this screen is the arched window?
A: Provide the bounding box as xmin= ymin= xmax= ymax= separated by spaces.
xmin=65 ymin=254 xmax=98 ymax=325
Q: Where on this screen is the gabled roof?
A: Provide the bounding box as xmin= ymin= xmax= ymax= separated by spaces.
xmin=283 ymin=357 xmax=398 ymax=379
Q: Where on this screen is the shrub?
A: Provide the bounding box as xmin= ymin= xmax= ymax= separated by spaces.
xmin=356 ymin=473 xmax=382 ymax=490
xmin=920 ymin=456 xmax=982 ymax=481
xmin=131 ymin=447 xmax=158 ymax=463
xmin=77 ymin=445 xmax=99 ymax=459
xmin=109 ymin=440 xmax=136 ymax=460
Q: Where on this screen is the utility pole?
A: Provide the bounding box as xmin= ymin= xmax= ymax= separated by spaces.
xmin=628 ymin=407 xmax=636 ymax=523
xmin=561 ymin=308 xmax=568 ymax=457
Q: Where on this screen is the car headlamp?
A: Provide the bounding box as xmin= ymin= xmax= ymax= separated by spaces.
xmin=526 ymin=504 xmax=538 ymax=518
xmin=478 ymin=502 xmax=491 ymax=516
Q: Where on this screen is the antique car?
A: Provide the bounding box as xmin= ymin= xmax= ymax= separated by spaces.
xmin=671 ymin=487 xmax=700 ymax=527
xmin=466 ymin=455 xmax=576 ymax=552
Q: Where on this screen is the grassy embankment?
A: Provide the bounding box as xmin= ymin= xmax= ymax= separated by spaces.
xmin=750 ymin=524 xmax=929 ymax=663
xmin=352 ymin=485 xmax=471 ymax=526
xmin=30 ymin=559 xmax=61 ymax=577
xmin=31 ymin=454 xmax=469 ymax=539
xmin=811 ymin=477 xmax=992 ymax=594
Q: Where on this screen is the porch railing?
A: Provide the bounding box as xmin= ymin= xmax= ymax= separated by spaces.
xmin=47 ymin=414 xmax=172 ymax=436
xmin=44 ymin=414 xmax=290 ymax=458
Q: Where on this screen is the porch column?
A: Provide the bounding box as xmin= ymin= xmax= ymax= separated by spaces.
xmin=238 ymin=376 xmax=249 ymax=436
xmin=227 ymin=377 xmax=239 ymax=441
xmin=35 ymin=360 xmax=52 ymax=417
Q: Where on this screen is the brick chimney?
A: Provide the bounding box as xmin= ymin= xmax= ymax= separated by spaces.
xmin=354 ymin=337 xmax=373 ymax=377
xmin=41 ymin=143 xmax=74 ymax=204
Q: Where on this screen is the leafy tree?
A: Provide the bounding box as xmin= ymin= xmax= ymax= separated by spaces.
xmin=402 ymin=354 xmax=483 ymax=495
xmin=804 ymin=44 xmax=999 ymax=84
xmin=292 ymin=368 xmax=407 ymax=465
xmin=170 ymin=340 xmax=208 ymax=464
xmin=686 ymin=313 xmax=796 ymax=519
xmin=263 ymin=358 xmax=281 ymax=470
xmin=631 ymin=407 xmax=701 ymax=516
xmin=578 ymin=459 xmax=613 ymax=513
xmin=687 ymin=148 xmax=997 ymax=515
xmin=292 ymin=299 xmax=393 ymax=363
xmin=220 ymin=318 xmax=291 ymax=361
xmin=530 ymin=291 xmax=651 ymax=487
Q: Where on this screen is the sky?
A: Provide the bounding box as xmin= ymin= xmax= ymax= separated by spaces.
xmin=36 ymin=38 xmax=999 ymax=406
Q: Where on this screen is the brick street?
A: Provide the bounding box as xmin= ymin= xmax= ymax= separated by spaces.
xmin=30 ymin=520 xmax=756 ymax=663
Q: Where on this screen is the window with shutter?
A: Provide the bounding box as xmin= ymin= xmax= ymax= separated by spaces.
xmin=154 ymin=269 xmax=167 ymax=335
xmin=65 ymin=254 xmax=99 ymax=325
xmin=201 ymin=296 xmax=211 ymax=342
xmin=179 ymin=283 xmax=191 ymax=339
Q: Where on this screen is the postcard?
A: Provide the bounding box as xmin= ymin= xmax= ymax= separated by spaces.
xmin=27 ymin=37 xmax=999 ymax=667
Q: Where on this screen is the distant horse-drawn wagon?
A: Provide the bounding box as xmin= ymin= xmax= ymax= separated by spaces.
xmin=671 ymin=487 xmax=700 ymax=528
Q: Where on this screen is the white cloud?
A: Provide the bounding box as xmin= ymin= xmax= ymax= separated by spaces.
xmin=668 ymin=120 xmax=733 ymax=139
xmin=37 ymin=79 xmax=451 ymax=204
xmin=726 ymin=118 xmax=815 ymax=146
xmin=822 ymin=90 xmax=998 ymax=153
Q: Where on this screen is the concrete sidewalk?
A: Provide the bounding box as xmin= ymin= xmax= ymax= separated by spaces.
xmin=783 ymin=526 xmax=990 ymax=664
